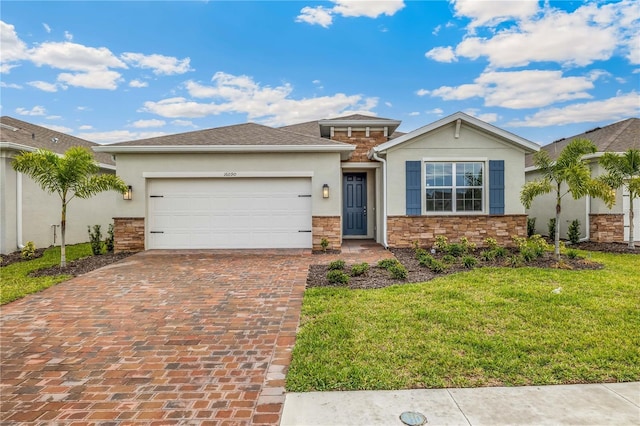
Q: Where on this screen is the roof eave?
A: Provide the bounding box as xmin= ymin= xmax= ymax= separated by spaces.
xmin=1 ymin=141 xmax=115 ymax=170
xmin=374 ymin=112 xmax=540 ymax=154
xmin=93 ymin=144 xmax=356 ymax=160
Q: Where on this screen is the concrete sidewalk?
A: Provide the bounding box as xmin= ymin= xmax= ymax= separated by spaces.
xmin=281 ymin=382 xmax=639 ymax=426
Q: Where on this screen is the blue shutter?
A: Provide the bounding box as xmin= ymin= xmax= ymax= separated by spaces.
xmin=406 ymin=161 xmax=421 ymax=215
xmin=489 ymin=160 xmax=505 ymax=215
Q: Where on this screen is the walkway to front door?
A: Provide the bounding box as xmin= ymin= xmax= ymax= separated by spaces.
xmin=343 ymin=172 xmax=367 ymax=236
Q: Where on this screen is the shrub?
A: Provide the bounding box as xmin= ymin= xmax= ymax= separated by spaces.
xmin=566 ymin=249 xmax=581 ymax=259
xmin=528 ymin=234 xmax=550 ymax=257
xmin=105 ymin=223 xmax=115 ymax=253
xmin=459 ymin=236 xmax=476 ymax=252
xmin=447 ymin=243 xmax=466 ymax=257
xmin=462 ymin=255 xmax=477 ymax=269
xmin=378 ymin=258 xmax=400 ymax=270
xmin=484 ymin=237 xmax=499 ymax=250
xmin=480 ymin=250 xmax=496 ymax=262
xmin=328 ymin=259 xmax=346 ymax=270
xmin=568 ymin=220 xmax=581 ymax=245
xmin=351 ymin=262 xmax=369 ymax=276
xmin=320 ymin=238 xmax=329 ymax=252
xmin=434 ymin=235 xmax=448 ymax=252
xmin=418 ymin=254 xmax=434 ymax=267
xmin=21 ymin=241 xmax=36 ymax=260
xmin=527 ymin=217 xmax=537 ymax=237
xmin=327 ymin=270 xmax=350 ymax=285
xmin=88 ymin=224 xmax=103 ymax=255
xmin=388 ymin=263 xmax=408 ymax=280
xmin=442 ymin=254 xmax=456 ymax=264
xmin=493 ymin=246 xmax=508 ymax=258
xmin=548 ymin=218 xmax=556 ymax=238
xmin=508 ymin=254 xmax=523 ymax=267
xmin=418 ymin=254 xmax=447 ymax=273
xmin=414 ymin=248 xmax=428 ymax=259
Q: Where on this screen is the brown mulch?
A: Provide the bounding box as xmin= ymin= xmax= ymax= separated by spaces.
xmin=573 ymin=241 xmax=639 ymax=254
xmin=0 ymin=248 xmax=47 ymax=267
xmin=28 ymin=252 xmax=135 ymax=277
xmin=307 ymin=247 xmax=607 ymax=290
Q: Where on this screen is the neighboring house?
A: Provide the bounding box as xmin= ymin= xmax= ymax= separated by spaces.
xmin=0 ymin=116 xmax=118 ymax=255
xmin=525 ymin=118 xmax=639 ymax=243
xmin=94 ymin=112 xmax=539 ymax=252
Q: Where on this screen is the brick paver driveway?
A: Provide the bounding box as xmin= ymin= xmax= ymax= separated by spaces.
xmin=0 ymin=250 xmax=311 ymax=425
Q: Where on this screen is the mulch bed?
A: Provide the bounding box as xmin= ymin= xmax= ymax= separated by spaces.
xmin=307 ymin=247 xmax=608 ymax=290
xmin=0 ymin=248 xmax=47 ymax=267
xmin=28 ymin=252 xmax=135 ymax=277
xmin=573 ymin=241 xmax=640 ymax=254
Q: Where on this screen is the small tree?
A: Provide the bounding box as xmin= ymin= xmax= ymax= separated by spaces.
xmin=598 ymin=149 xmax=640 ymax=249
xmin=12 ymin=147 xmax=127 ymax=267
xmin=521 ymin=138 xmax=614 ymax=259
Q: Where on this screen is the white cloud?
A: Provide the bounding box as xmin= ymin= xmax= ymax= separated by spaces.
xmin=141 ymin=72 xmax=378 ymax=126
xmin=463 ymin=109 xmax=498 ymax=123
xmin=28 ymin=80 xmax=61 ymax=92
xmin=296 ymin=6 xmax=334 ymax=28
xmin=425 ymin=46 xmax=457 ymax=63
xmin=452 ymin=0 xmax=539 ymax=29
xmin=30 ymin=41 xmax=126 ymax=71
xmin=77 ymin=130 xmax=166 ymax=144
xmin=38 ymin=123 xmax=73 ymax=133
xmin=131 ymin=119 xmax=166 ymax=128
xmin=121 ymin=52 xmax=192 ymax=75
xmin=428 ymin=69 xmax=599 ymax=109
xmin=129 ymin=79 xmax=148 ymax=88
xmin=296 ymin=0 xmax=404 ymax=28
xmin=506 ymin=92 xmax=640 ymax=127
xmin=57 ymin=70 xmax=122 ymax=90
xmin=16 ymin=106 xmax=46 ymax=116
xmin=385 ymin=101 xmax=392 ymax=107
xmin=312 ymin=79 xmax=321 ymax=84
xmin=408 ymin=111 xmax=420 ymax=116
xmin=76 ymin=106 xmax=91 ymax=111
xmin=172 ymin=119 xmax=197 ymax=127
xmin=46 ymin=115 xmax=61 ymax=120
xmin=0 ymin=81 xmax=22 ymax=89
xmin=426 ymin=108 xmax=444 ymax=115
xmin=432 ymin=24 xmax=441 ymax=36
xmin=1 ymin=21 xmax=28 ymax=73
xmin=452 ymin=1 xmax=638 ymax=68
xmin=416 ymin=89 xmax=429 ymax=96
xmin=78 ymin=125 xmax=93 ymax=130
xmin=43 ymin=23 xmax=51 ymax=33
xmin=64 ymin=31 xmax=73 ymax=41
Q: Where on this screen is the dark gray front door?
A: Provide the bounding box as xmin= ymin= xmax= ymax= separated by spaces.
xmin=343 ymin=173 xmax=367 ymax=236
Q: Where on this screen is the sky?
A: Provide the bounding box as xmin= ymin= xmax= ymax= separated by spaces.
xmin=1 ymin=0 xmax=638 ymax=146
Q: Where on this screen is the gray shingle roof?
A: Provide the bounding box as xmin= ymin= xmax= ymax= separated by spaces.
xmin=325 ymin=114 xmax=397 ymax=121
xmin=0 ymin=116 xmax=114 ymax=166
xmin=525 ymin=118 xmax=640 ymax=167
xmin=279 ymin=121 xmax=322 ymax=137
xmin=109 ymin=122 xmax=350 ymax=147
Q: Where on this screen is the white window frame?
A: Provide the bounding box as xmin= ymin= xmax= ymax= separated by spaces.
xmin=423 ymin=157 xmax=487 ymax=215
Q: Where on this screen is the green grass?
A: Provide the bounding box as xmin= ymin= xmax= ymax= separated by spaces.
xmin=287 ymin=251 xmax=640 ymax=391
xmin=0 ymin=244 xmax=93 ymax=305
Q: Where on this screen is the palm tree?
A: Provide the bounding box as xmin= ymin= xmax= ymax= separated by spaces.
xmin=521 ymin=138 xmax=615 ymax=259
xmin=12 ymin=146 xmax=128 ymax=267
xmin=598 ymin=149 xmax=640 ymax=249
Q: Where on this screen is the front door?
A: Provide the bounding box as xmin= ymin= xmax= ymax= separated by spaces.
xmin=343 ymin=173 xmax=367 ymax=236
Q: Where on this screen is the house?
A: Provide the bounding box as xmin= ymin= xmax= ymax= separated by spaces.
xmin=525 ymin=117 xmax=639 ymax=243
xmin=0 ymin=117 xmax=118 ymax=254
xmin=93 ymin=112 xmax=539 ymax=252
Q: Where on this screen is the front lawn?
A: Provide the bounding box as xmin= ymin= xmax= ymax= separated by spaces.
xmin=0 ymin=244 xmax=92 ymax=305
xmin=287 ymin=251 xmax=640 ymax=391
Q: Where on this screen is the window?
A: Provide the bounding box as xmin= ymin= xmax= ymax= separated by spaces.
xmin=425 ymin=162 xmax=483 ymax=213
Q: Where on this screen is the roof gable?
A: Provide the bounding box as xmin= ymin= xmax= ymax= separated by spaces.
xmin=373 ymin=112 xmax=539 ymax=155
xmin=0 ymin=116 xmax=114 ymax=166
xmin=525 ymin=118 xmax=639 ymax=167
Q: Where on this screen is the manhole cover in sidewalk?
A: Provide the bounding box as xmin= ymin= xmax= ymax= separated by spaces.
xmin=400 ymin=411 xmax=427 ymax=425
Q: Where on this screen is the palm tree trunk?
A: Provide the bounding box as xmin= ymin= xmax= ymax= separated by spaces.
xmin=555 ymin=186 xmax=561 ymax=260
xmin=61 ymin=201 xmax=67 ymax=268
xmin=629 ymin=196 xmax=635 ymax=250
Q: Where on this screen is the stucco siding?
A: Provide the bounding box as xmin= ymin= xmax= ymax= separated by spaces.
xmin=113 ymin=152 xmax=343 ymax=218
xmin=1 ymin=157 xmax=18 ymax=254
xmin=385 ymin=123 xmax=527 ymax=216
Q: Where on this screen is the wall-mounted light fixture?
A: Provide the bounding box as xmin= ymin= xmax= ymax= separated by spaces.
xmin=123 ymin=185 xmax=133 ymax=200
xmin=322 ymin=184 xmax=330 ymax=199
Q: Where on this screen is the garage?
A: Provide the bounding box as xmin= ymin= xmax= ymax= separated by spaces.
xmin=147 ymin=177 xmax=312 ymax=249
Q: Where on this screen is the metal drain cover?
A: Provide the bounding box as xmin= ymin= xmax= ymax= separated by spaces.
xmin=400 ymin=411 xmax=427 ymax=425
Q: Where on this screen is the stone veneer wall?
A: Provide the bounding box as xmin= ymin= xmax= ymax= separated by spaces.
xmin=387 ymin=215 xmax=527 ymax=248
xmin=331 ymin=130 xmax=387 ymax=162
xmin=312 ymin=216 xmax=341 ymax=251
xmin=589 ymin=214 xmax=624 ymax=243
xmin=114 ymin=217 xmax=145 ymax=253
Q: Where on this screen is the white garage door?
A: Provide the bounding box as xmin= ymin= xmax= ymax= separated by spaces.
xmin=623 ymin=188 xmax=640 ymax=242
xmin=147 ymin=178 xmax=312 ymax=249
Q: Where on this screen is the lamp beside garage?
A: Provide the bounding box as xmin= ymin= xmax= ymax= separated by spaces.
xmin=123 ymin=185 xmax=133 ymax=200
xmin=323 ymin=184 xmax=330 ymax=199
